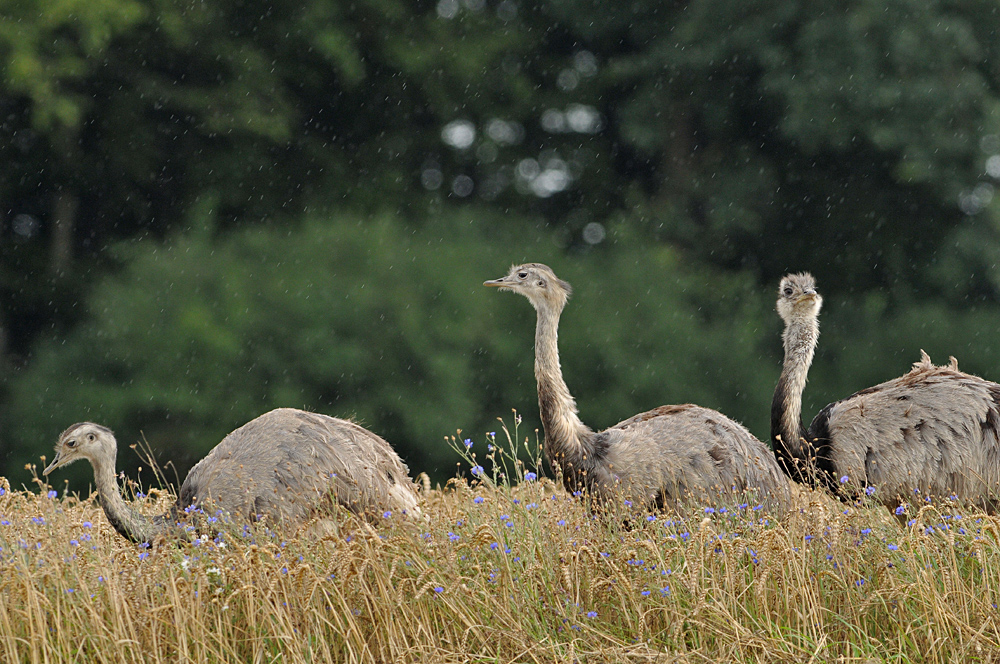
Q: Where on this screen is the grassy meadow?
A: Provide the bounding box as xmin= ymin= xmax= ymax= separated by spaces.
xmin=3 ymin=421 xmax=1000 ymax=663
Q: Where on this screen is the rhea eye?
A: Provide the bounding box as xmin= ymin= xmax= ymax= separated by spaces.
xmin=537 ymin=280 xmax=545 ymax=287
xmin=87 ymin=433 xmax=95 ymax=442
xmin=783 ymin=286 xmax=793 ymax=297
xmin=517 ymin=271 xmax=528 ymax=279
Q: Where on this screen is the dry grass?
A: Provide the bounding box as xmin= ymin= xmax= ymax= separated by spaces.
xmin=5 ymin=428 xmax=1000 ymax=663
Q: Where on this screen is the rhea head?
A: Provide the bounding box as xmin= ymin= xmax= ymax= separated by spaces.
xmin=776 ymin=272 xmax=822 ymax=325
xmin=483 ymin=263 xmax=572 ymax=310
xmin=43 ymin=422 xmax=116 ymax=476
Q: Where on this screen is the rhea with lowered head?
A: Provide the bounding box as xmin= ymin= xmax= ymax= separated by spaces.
xmin=772 ymin=272 xmax=1000 ymax=508
xmin=44 ymin=408 xmax=420 ymax=544
xmin=485 ymin=263 xmax=791 ymax=513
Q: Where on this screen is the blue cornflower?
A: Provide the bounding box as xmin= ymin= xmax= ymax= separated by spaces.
xmin=623 ymin=499 xmax=632 ymax=507
xmin=490 ymin=542 xmax=499 ymax=550
xmin=0 ymin=488 xmax=5 ymax=496
xmin=704 ymin=507 xmax=715 ymax=514
xmin=895 ymin=505 xmax=906 ymax=515
xmin=646 ymin=515 xmax=656 ymax=522
xmin=888 ymin=544 xmax=898 ymax=551
xmin=31 ymin=517 xmax=44 ymax=525
xmin=47 ymin=490 xmax=57 ymax=499
xmin=383 ymin=511 xmax=392 ymax=519
xmin=557 ymin=520 xmax=566 ymax=526
xmin=473 ymin=496 xmax=485 ymax=504
xmin=434 ymin=586 xmax=444 ymax=593
xmin=839 ymin=475 xmax=849 ymax=484
xmin=586 ymin=611 xmax=597 ymax=618
xmin=471 ymin=465 xmax=484 ymax=476
xmin=281 ymin=567 xmax=288 ymax=574
xmin=865 ymin=486 xmax=876 ymax=496
xmin=856 ymin=578 xmax=865 ymax=587
xmin=448 ymin=532 xmax=460 ymax=542
xmin=524 ymin=471 xmax=537 ymax=481
xmin=463 ymin=439 xmax=473 ymax=449
xmin=70 ymin=539 xmax=79 ymax=547
xmin=640 ymin=590 xmax=651 ymax=596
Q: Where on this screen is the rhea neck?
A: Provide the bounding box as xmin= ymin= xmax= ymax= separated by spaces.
xmin=89 ymin=445 xmax=162 ymax=545
xmin=531 ymin=295 xmax=595 ymax=483
xmin=770 ymin=306 xmax=819 ymax=478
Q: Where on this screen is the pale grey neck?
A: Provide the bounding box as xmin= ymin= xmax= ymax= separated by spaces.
xmin=777 ymin=314 xmax=819 ymax=451
xmin=533 ymin=301 xmax=593 ymax=470
xmin=92 ymin=454 xmax=163 ymax=544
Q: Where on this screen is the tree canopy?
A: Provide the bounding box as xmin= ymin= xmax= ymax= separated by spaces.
xmin=4 ymin=0 xmax=1000 ymax=488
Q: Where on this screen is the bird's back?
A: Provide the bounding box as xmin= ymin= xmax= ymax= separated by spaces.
xmin=812 ymin=353 xmax=1000 ymax=506
xmin=178 ymin=408 xmax=418 ymax=524
xmin=598 ymin=404 xmax=791 ymax=513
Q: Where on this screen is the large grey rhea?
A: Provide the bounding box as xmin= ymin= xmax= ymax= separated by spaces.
xmin=44 ymin=408 xmax=420 ymax=544
xmin=485 ymin=262 xmax=791 ymax=512
xmin=771 ymin=272 xmax=1000 ymax=508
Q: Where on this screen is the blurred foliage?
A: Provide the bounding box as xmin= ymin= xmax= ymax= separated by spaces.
xmin=7 ymin=0 xmax=1000 ymax=485
xmin=5 ymin=210 xmax=781 ymax=488
xmin=13 ymin=208 xmax=1000 ymax=491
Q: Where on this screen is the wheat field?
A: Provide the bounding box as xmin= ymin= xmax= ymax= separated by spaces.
xmin=3 ymin=424 xmax=1000 ymax=663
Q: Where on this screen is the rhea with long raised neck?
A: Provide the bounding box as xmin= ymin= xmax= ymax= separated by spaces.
xmin=485 ymin=263 xmax=791 ymax=512
xmin=44 ymin=408 xmax=421 ymax=544
xmin=772 ymin=272 xmax=1000 ymax=508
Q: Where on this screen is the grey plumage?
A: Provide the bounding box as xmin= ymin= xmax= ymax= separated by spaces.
xmin=485 ymin=263 xmax=791 ymax=513
xmin=43 ymin=408 xmax=420 ymax=544
xmin=771 ymin=272 xmax=1000 ymax=508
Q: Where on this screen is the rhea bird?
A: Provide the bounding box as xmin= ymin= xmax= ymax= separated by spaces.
xmin=772 ymin=272 xmax=1000 ymax=508
xmin=43 ymin=408 xmax=420 ymax=544
xmin=485 ymin=263 xmax=791 ymax=513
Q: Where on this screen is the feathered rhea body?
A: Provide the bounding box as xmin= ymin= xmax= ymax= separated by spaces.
xmin=772 ymin=272 xmax=1000 ymax=508
xmin=44 ymin=408 xmax=420 ymax=544
xmin=485 ymin=263 xmax=791 ymax=513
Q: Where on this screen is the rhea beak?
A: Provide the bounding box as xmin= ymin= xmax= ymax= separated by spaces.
xmin=43 ymin=451 xmax=64 ymax=475
xmin=483 ymin=277 xmax=509 ymax=287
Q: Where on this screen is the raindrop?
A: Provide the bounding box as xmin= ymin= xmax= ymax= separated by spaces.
xmin=461 ymin=0 xmax=485 ymax=11
xmin=452 ymin=174 xmax=474 ymax=197
xmin=517 ymin=158 xmax=540 ymax=180
xmin=582 ymin=221 xmax=606 ymax=245
xmin=12 ymin=214 xmax=39 ymax=239
xmin=441 ymin=120 xmax=476 ymax=149
xmin=959 ymin=190 xmax=985 ymax=215
xmin=986 ymin=155 xmax=1000 ymax=179
xmin=476 ymin=142 xmax=498 ymax=163
xmin=540 ymin=109 xmax=566 ymax=133
xmin=557 ymin=69 xmax=580 ymax=91
xmin=437 ymin=0 xmax=459 ymax=19
xmin=486 ymin=119 xmax=523 ymax=145
xmin=574 ymin=51 xmax=598 ymax=77
xmin=530 ymin=168 xmax=571 ymax=197
xmin=421 ymin=168 xmax=444 ymax=190
xmin=981 ymin=134 xmax=1000 ymax=154
xmin=565 ymin=104 xmax=602 ymax=133
xmin=974 ymin=182 xmax=994 ymax=205
xmin=496 ymin=0 xmax=517 ymax=21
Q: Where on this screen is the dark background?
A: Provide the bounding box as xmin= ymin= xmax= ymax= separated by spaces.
xmin=4 ymin=0 xmax=1000 ymax=491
